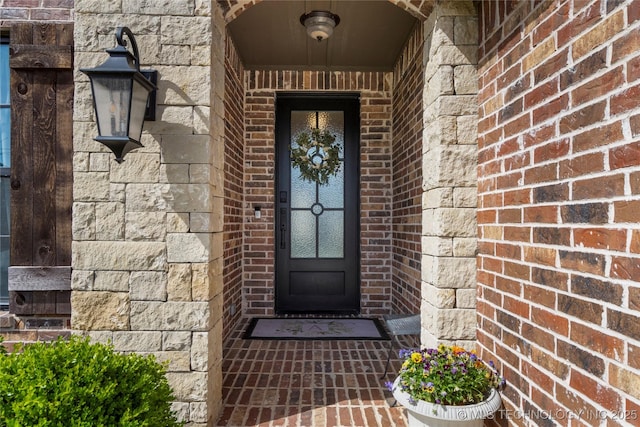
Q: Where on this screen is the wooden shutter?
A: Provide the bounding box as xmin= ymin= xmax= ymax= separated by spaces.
xmin=8 ymin=23 xmax=73 ymax=315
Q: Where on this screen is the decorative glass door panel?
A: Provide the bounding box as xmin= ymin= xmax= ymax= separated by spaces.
xmin=290 ymin=110 xmax=344 ymax=259
xmin=276 ymin=94 xmax=359 ymax=313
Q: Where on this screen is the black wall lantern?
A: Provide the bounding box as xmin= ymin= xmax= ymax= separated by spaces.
xmin=81 ymin=27 xmax=157 ymax=163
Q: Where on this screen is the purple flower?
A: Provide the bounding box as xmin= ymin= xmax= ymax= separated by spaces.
xmin=384 ymin=381 xmax=394 ymax=391
xmin=451 ymin=367 xmax=458 ymax=375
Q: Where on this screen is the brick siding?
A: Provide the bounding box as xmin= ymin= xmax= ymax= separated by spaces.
xmin=223 ymin=32 xmax=244 ymax=341
xmin=478 ymin=0 xmax=640 ymax=423
xmin=391 ymin=22 xmax=423 ymax=315
xmin=243 ymin=70 xmax=395 ymax=317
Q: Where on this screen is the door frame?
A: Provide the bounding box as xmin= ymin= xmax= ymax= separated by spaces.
xmin=274 ymin=92 xmax=361 ymax=314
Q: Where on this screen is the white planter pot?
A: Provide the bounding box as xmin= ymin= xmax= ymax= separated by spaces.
xmin=392 ymin=377 xmax=502 ymax=427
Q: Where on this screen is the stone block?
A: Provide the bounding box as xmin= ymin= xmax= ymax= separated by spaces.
xmin=168 ymin=263 xmax=192 ymax=301
xmin=158 ymin=66 xmax=210 ymax=106
xmin=436 ymin=95 xmax=478 ymax=116
xmin=160 ymin=45 xmax=191 ymax=65
xmin=439 ymin=208 xmax=477 ymax=237
xmin=190 ymin=164 xmax=210 ymax=184
xmin=423 ymin=256 xmax=476 ymax=289
xmin=94 ymin=271 xmax=129 ymax=292
xmin=166 ymin=371 xmax=208 ymax=401
xmin=145 ymin=106 xmax=194 ymax=134
xmin=167 ymin=213 xmax=190 ymax=233
xmin=191 ymin=332 xmax=208 ymax=371
xmin=72 ymin=202 xmax=96 ymax=240
xmin=71 ymin=270 xmax=94 ymax=291
xmin=457 ymin=115 xmax=478 ymax=145
xmin=422 ymin=188 xmax=453 ymax=208
xmin=123 ymin=0 xmax=195 ymax=15
xmin=191 ymin=263 xmax=210 ymax=301
xmin=454 ymin=16 xmax=478 ymax=45
xmin=71 ymin=291 xmax=129 ymax=331
xmin=167 ymin=233 xmax=210 ymax=263
xmin=453 ymin=187 xmax=477 ymax=208
xmin=110 ymin=153 xmax=161 ymax=183
xmin=453 ymin=237 xmax=477 ymax=257
xmin=72 ymin=241 xmax=166 ymax=271
xmin=190 ymin=402 xmax=208 ymax=423
xmin=112 ymin=331 xmax=162 ymax=352
xmin=125 ymin=212 xmax=167 ymax=241
xmin=456 ymin=288 xmax=477 ymax=308
xmin=421 ymin=282 xmax=456 ymax=308
xmin=421 ymin=236 xmax=453 ymax=256
xmin=74 ymin=172 xmax=110 ymax=202
xmin=161 ymin=135 xmax=211 ymax=164
xmin=110 ymin=183 xmax=126 ymax=203
xmin=73 ymin=152 xmax=90 ymax=172
xmin=161 ymin=16 xmax=211 ymax=46
xmin=194 ymin=106 xmax=211 ymax=133
xmin=454 ymin=65 xmax=478 ymax=95
xmin=171 ymin=402 xmax=189 ymax=424
xmin=130 ymin=271 xmax=167 ymax=301
xmin=160 ymin=164 xmax=190 ymax=184
xmin=190 ymin=213 xmax=212 ymax=233
xmin=130 ymin=301 xmax=209 ymax=331
xmin=152 ymin=351 xmax=192 ymax=372
xmin=95 ymin=202 xmax=125 ymax=240
xmin=89 ymin=153 xmax=110 ymax=172
xmin=163 ymin=331 xmax=192 ymax=351
xmin=74 ymin=0 xmax=121 ymax=13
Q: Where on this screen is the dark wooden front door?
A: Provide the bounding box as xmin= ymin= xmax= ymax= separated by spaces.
xmin=275 ymin=94 xmax=360 ymax=313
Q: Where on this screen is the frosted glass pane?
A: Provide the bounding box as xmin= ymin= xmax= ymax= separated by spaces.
xmin=291 ymin=172 xmax=315 ymax=208
xmin=322 ymin=112 xmax=344 ymax=157
xmin=291 ymin=111 xmax=315 ymax=148
xmin=291 ymin=210 xmax=316 ymax=258
xmin=319 ymin=211 xmax=343 ymax=258
xmin=318 ymin=167 xmax=343 ymax=208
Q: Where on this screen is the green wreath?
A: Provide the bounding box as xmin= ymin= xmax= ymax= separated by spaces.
xmin=290 ymin=128 xmax=342 ymax=185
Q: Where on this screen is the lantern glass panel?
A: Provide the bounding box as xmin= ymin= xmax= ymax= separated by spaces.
xmin=129 ymin=78 xmax=150 ymax=142
xmin=92 ymin=76 xmax=133 ymax=138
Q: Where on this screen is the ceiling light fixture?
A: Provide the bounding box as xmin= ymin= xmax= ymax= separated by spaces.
xmin=300 ymin=10 xmax=340 ymax=42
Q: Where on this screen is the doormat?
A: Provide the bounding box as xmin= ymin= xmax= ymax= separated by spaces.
xmin=243 ymin=318 xmax=390 ymax=340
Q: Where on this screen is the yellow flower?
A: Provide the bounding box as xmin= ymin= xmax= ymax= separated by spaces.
xmin=411 ymin=352 xmax=422 ymax=363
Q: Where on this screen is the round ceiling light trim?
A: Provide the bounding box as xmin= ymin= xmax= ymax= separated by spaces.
xmin=300 ymin=10 xmax=341 ymax=42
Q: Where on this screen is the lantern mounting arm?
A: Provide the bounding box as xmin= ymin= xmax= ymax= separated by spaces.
xmin=115 ymin=26 xmax=141 ymax=72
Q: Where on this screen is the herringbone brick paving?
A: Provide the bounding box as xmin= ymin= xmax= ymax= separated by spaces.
xmin=217 ymin=318 xmax=418 ymax=426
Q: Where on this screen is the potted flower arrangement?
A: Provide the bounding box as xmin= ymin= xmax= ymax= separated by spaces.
xmin=387 ymin=345 xmax=504 ymax=427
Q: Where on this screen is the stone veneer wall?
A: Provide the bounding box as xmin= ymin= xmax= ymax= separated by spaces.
xmin=222 ymin=32 xmax=244 ymax=341
xmin=477 ymin=0 xmax=640 ymax=423
xmin=391 ymin=22 xmax=424 ymax=315
xmin=243 ymin=71 xmax=394 ymax=316
xmin=72 ymin=1 xmax=224 ymax=425
xmin=420 ymin=1 xmax=479 ymax=348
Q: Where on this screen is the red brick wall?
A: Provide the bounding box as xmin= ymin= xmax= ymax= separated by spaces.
xmin=243 ymin=71 xmax=393 ymax=317
xmin=391 ymin=23 xmax=423 ymax=315
xmin=223 ymin=33 xmax=244 ymax=341
xmin=478 ymin=0 xmax=640 ymax=423
xmin=0 ymin=0 xmax=73 ymax=23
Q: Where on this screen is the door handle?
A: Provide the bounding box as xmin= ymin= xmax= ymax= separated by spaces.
xmin=280 ymin=208 xmax=287 ymax=249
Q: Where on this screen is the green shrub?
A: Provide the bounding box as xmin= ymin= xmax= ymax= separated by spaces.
xmin=0 ymin=336 xmax=183 ymax=427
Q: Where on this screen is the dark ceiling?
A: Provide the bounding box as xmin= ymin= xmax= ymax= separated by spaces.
xmin=227 ymin=1 xmax=419 ymax=71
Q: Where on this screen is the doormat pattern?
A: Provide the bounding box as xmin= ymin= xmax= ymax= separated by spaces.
xmin=243 ymin=317 xmax=390 ymax=340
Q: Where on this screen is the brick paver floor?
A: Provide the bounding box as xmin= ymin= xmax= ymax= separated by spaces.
xmin=217 ymin=318 xmax=418 ymax=427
